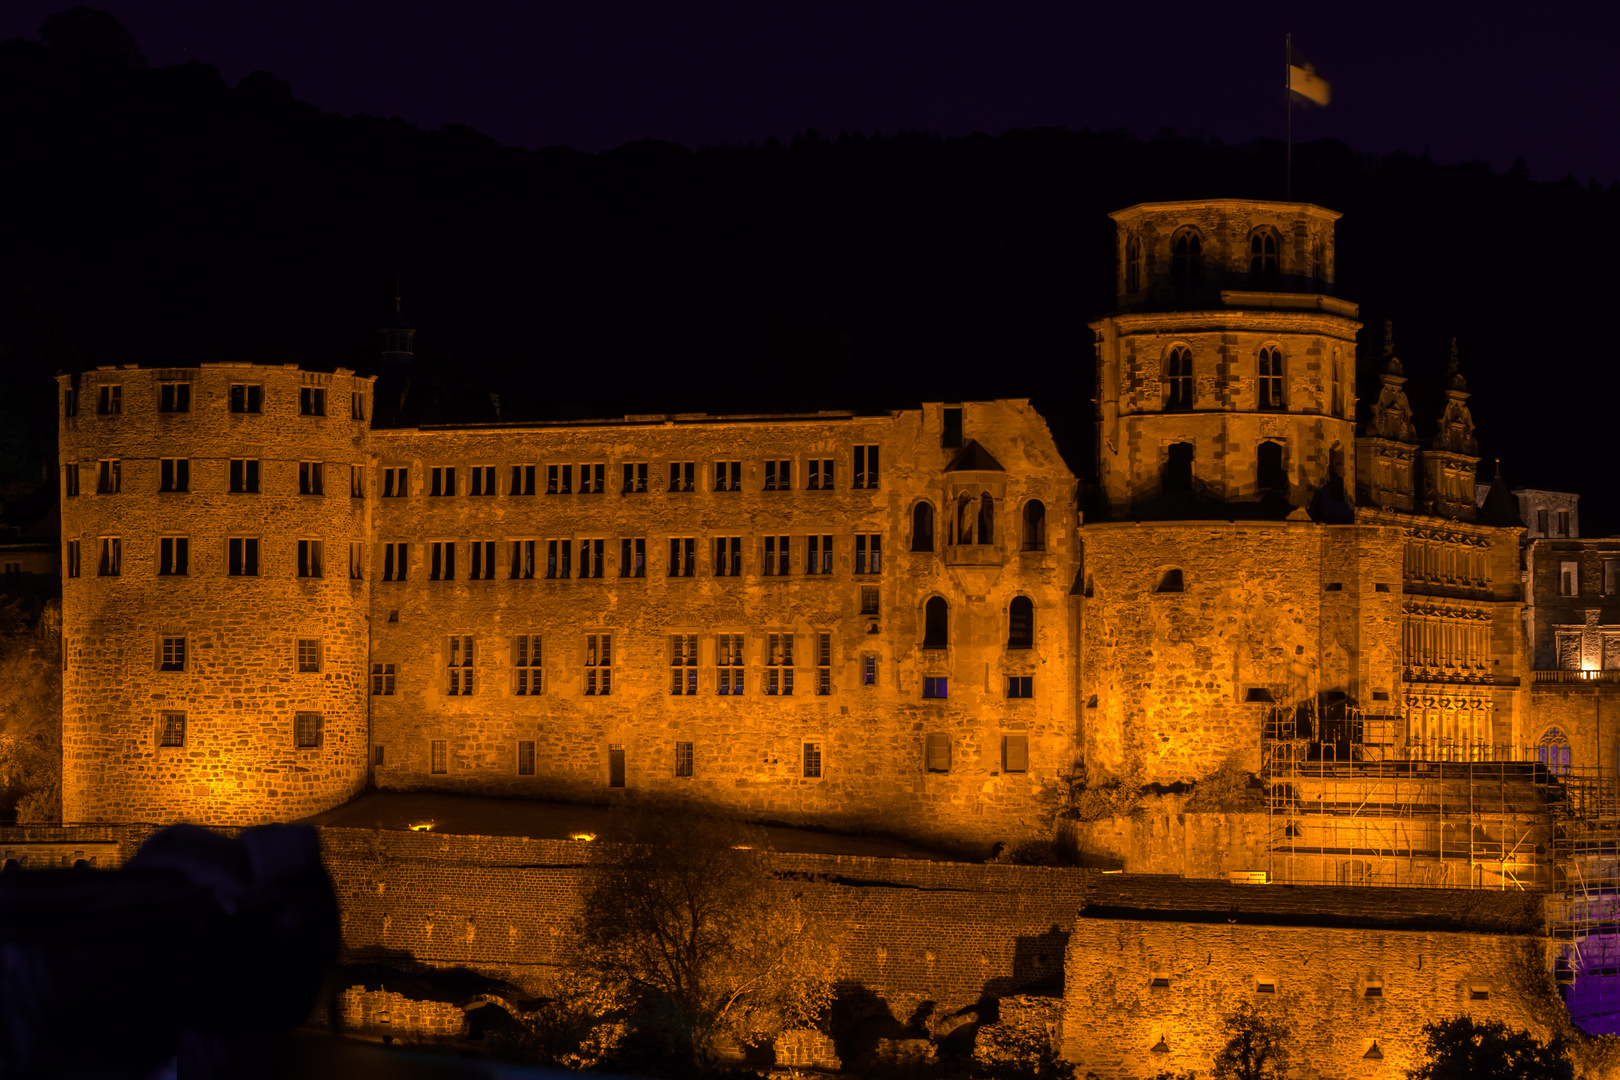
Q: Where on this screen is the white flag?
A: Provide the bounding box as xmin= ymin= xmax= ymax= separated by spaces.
xmin=1288 ymin=48 xmax=1331 ymax=106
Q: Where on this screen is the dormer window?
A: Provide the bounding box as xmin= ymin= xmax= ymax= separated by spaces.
xmin=1249 ymin=229 xmax=1280 ymax=288
xmin=1125 ymin=234 xmax=1142 ymax=293
xmin=1171 ymin=229 xmax=1203 ymax=287
xmin=1164 ymin=346 xmax=1194 ymax=410
xmin=1258 ymin=347 xmax=1284 ymax=409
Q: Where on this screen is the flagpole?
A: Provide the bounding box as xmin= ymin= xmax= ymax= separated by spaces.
xmin=1285 ymin=32 xmax=1292 ymax=201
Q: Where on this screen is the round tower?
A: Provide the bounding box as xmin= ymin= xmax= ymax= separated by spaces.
xmin=58 ymin=363 xmax=374 ymax=824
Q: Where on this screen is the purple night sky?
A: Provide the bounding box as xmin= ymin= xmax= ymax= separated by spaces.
xmin=2 ymin=0 xmax=1613 ymax=183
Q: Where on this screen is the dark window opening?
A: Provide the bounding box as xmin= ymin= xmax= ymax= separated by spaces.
xmin=1171 ymin=230 xmax=1203 ymax=287
xmin=608 ymin=745 xmax=626 ymax=788
xmin=1022 ymin=500 xmax=1046 ymax=551
xmin=1258 ymin=441 xmax=1287 ymax=491
xmin=1164 ymin=346 xmax=1193 ymax=409
xmin=1164 ymin=442 xmax=1193 ymax=493
xmin=1157 ymin=569 xmax=1185 ymax=593
xmin=1008 ymin=596 xmax=1034 ymax=649
xmin=912 ymin=502 xmax=935 ymax=551
xmin=977 ymin=493 xmax=995 ymax=545
xmin=1258 ymin=347 xmax=1284 ymax=409
xmin=1125 ymin=235 xmax=1142 ymax=293
xmin=159 ymin=383 xmax=191 ymax=413
xmin=942 ymin=407 xmax=963 ymax=449
xmin=923 ymin=597 xmax=949 ymax=649
xmin=1249 ymin=230 xmax=1280 ymax=289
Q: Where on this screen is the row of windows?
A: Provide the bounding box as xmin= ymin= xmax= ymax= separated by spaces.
xmin=154 ymin=710 xmax=323 ymax=749
xmin=1160 ymin=440 xmax=1291 ymax=493
xmin=1159 ymin=343 xmax=1338 ymax=412
xmin=68 ymin=382 xmax=361 ymax=420
xmin=389 ymin=453 xmax=882 ymax=497
xmin=1556 ymin=558 xmax=1620 ymax=598
xmin=65 ymin=459 xmax=363 ymax=497
xmin=1123 ymin=226 xmax=1327 ymax=292
xmin=69 ymin=537 xmax=348 ymax=579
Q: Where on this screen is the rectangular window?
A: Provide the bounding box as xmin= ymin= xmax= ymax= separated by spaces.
xmin=300 ymin=386 xmax=326 ymax=416
xmin=97 ymin=384 xmax=121 ymax=415
xmin=65 ymin=539 xmax=80 ymax=579
xmin=581 ymin=538 xmax=605 ymax=579
xmin=863 ymin=654 xmax=877 ymax=686
xmin=517 ymin=740 xmax=536 ymax=775
xmin=159 ymin=382 xmax=191 ymax=413
xmin=807 ymin=458 xmax=834 ymax=490
xmin=1559 ymin=510 xmax=1571 ymax=537
xmin=942 ymin=407 xmax=962 ymax=448
xmin=1537 ymin=508 xmax=1550 ymax=535
xmin=546 ymin=539 xmax=571 ymax=579
xmin=64 ymin=462 xmax=80 ymax=498
xmin=158 ymin=536 xmax=189 ymax=576
xmin=297 ymin=638 xmax=321 ymax=673
xmin=158 ymin=635 xmax=186 ymax=672
xmin=158 ymin=711 xmax=185 ymax=747
xmin=578 ymin=463 xmax=606 ymax=494
xmin=350 ymin=465 xmax=365 ymax=498
xmin=299 ymin=461 xmax=324 ymax=495
xmin=513 ymin=634 xmax=542 ymax=695
xmin=925 ymin=733 xmax=951 ymax=773
xmin=298 ymin=539 xmax=324 ymax=579
xmin=671 ymin=634 xmax=698 ymax=696
xmin=714 ymin=536 xmax=742 ymax=577
xmin=64 ymin=381 xmax=78 ymax=418
xmin=510 ymin=539 xmax=536 ymax=580
xmin=547 ymin=463 xmax=572 ymax=494
xmin=1561 ymin=561 xmax=1579 ymax=597
xmin=1002 ymin=735 xmax=1029 ymax=773
xmin=447 ymin=634 xmax=475 ymax=695
xmin=608 ymin=744 xmax=626 ymax=787
xmin=922 ymin=676 xmax=948 ymax=699
xmin=430 ymin=541 xmax=455 ymax=581
xmin=230 ymin=384 xmax=262 ymax=414
xmin=381 ymin=466 xmax=408 ymax=497
xmin=431 ymin=739 xmax=448 ymax=774
xmin=467 ymin=465 xmax=495 ymax=496
xmin=764 ymin=459 xmax=792 ymax=491
xmin=1606 ymin=560 xmax=1620 ymax=597
xmin=764 ymin=535 xmax=790 ymax=576
xmin=620 ymin=537 xmax=646 ymax=578
xmin=373 ymin=744 xmax=385 ymax=767
xmin=98 ymin=536 xmax=121 ymax=576
xmin=623 ymin=462 xmax=648 ymax=493
xmin=382 ymin=542 xmax=408 ymax=581
xmin=717 ymin=633 xmax=744 ymax=695
xmin=230 ymin=459 xmax=261 ymax=494
xmin=669 ymin=461 xmax=695 ymax=493
xmin=430 ymin=466 xmax=456 ymax=496
xmin=371 ymin=662 xmax=396 ymax=695
xmin=669 ymin=537 xmax=697 ymax=577
xmin=1007 ymin=675 xmax=1034 ymax=698
xmin=349 ymin=542 xmax=364 ymax=579
xmin=854 ymin=444 xmax=879 ymax=489
xmin=159 ymin=458 xmax=190 ymax=493
xmin=767 ymin=633 xmax=794 ymax=696
xmin=816 ymin=633 xmax=832 ymax=695
xmin=807 ymin=535 xmax=833 ymax=575
xmin=511 ymin=464 xmax=537 ymax=495
xmin=714 ymin=460 xmax=742 ymax=492
xmin=675 ymin=741 xmax=694 ymax=778
xmin=97 ymin=459 xmax=121 ymax=495
xmin=803 ymin=741 xmax=822 ymax=779
xmin=351 ymin=391 xmax=365 ymax=421
xmin=585 ymin=633 xmax=612 ymax=696
xmin=469 ymin=540 xmax=496 ymax=580
xmin=860 ymin=586 xmax=880 ymax=615
xmin=855 ymin=534 xmax=882 ymax=574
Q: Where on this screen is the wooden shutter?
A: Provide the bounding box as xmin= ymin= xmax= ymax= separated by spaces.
xmin=1003 ymin=735 xmax=1029 ymax=773
xmin=926 ymin=733 xmax=950 ymax=773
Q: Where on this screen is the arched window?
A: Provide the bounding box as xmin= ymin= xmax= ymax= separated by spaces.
xmin=1022 ymin=500 xmax=1046 ymax=551
xmin=923 ymin=597 xmax=949 ymax=649
xmin=1008 ymin=596 xmax=1034 ymax=648
xmin=1164 ymin=346 xmax=1194 ymax=410
xmin=1249 ymin=229 xmax=1280 ymax=288
xmin=1257 ymin=441 xmax=1286 ymax=491
xmin=911 ymin=502 xmax=935 ymax=551
xmin=1157 ymin=569 xmax=1184 ymax=593
xmin=1125 ymin=235 xmax=1142 ymax=293
xmin=1258 ymin=346 xmax=1284 ymax=409
xmin=1171 ymin=229 xmax=1203 ymax=287
xmin=978 ymin=493 xmax=995 ymax=545
xmin=1539 ymin=728 xmax=1572 ymax=775
xmin=1165 ymin=442 xmax=1193 ymax=493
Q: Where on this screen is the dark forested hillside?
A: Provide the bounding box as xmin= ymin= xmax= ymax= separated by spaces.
xmin=3 ymin=12 xmax=1618 ymax=528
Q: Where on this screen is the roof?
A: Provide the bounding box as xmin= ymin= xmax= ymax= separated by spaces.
xmin=1109 ymin=198 xmax=1342 ymax=222
xmin=944 ymin=439 xmax=1004 ymax=472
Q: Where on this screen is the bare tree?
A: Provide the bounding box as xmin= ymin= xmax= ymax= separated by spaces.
xmin=1213 ymin=1001 xmax=1291 ymax=1080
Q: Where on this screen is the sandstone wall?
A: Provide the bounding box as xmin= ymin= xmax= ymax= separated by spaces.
xmin=1071 ymin=811 xmax=1272 ymax=877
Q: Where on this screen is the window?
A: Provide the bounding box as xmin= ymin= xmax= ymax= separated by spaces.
xmin=764 ymin=535 xmax=790 ymax=576
xmin=1021 ymin=500 xmax=1046 ymax=551
xmin=609 ymin=744 xmax=626 ymax=787
xmin=97 ymin=459 xmax=121 ymax=494
xmin=1002 ymin=735 xmax=1029 ymax=773
xmin=767 ymin=633 xmax=793 ymax=696
xmin=1539 ymin=727 xmax=1572 ymax=775
xmin=1164 ymin=442 xmax=1194 ymax=493
xmin=469 ymin=540 xmax=496 ymax=580
xmin=350 ymin=465 xmax=365 ymax=498
xmin=97 ymin=384 xmax=121 ymax=415
xmin=718 ymin=633 xmax=744 ymax=695
xmin=807 ymin=535 xmax=833 ymax=575
xmin=1254 ymin=441 xmax=1287 ymax=492
xmin=547 ymin=539 xmax=572 ymax=579
xmin=64 ymin=462 xmax=80 ymax=498
xmin=158 ymin=635 xmax=186 ymax=672
xmin=623 ymin=462 xmax=648 ymax=493
xmin=373 ymin=745 xmax=385 ymax=767
xmin=547 ymin=464 xmax=572 ymax=494
xmin=160 ymin=458 xmax=190 ymax=493
xmin=578 ymin=463 xmax=606 ymax=494
xmin=300 ymin=386 xmax=326 ymax=416
xmin=925 ymin=733 xmax=950 ymax=773
xmin=942 ymin=407 xmax=963 ymax=449
xmin=159 ymin=382 xmax=191 ymax=413
xmin=714 ymin=461 xmax=742 ymax=492
xmin=862 ymin=654 xmax=877 ymax=686
xmin=764 ymin=459 xmax=792 ymax=491
xmin=620 ymin=537 xmax=646 ymax=578
xmin=1470 ymin=988 xmax=1490 ymax=1001
xmin=518 ymin=741 xmax=536 ymax=775
xmin=671 ymin=634 xmax=698 ymax=695
xmin=294 ymin=712 xmax=323 ymax=748
xmin=431 ymin=739 xmax=448 ymax=774
xmin=64 ymin=380 xmax=78 ymax=418
xmin=98 ymin=536 xmax=121 ymax=576
xmin=1008 ymin=597 xmax=1034 ymax=648
xmin=675 ymin=741 xmax=694 ymax=777
xmin=922 ymin=676 xmax=948 ymax=699
xmin=158 ymin=536 xmax=189 ymax=576
xmin=803 ymin=741 xmax=823 ymax=779
xmin=298 ymin=461 xmax=324 ymax=496
xmin=853 ymin=445 xmax=879 ymax=489
xmin=371 ymin=662 xmax=396 ymax=695
xmin=807 ymin=458 xmax=833 ymax=490
xmin=1249 ymin=229 xmax=1280 ymax=288
xmin=382 ymin=542 xmax=408 ymax=581
xmin=816 ymin=633 xmax=832 ymax=695
xmin=158 ymin=711 xmax=185 ymax=747
xmin=1606 ymin=560 xmax=1619 ymax=597
xmin=855 ymin=534 xmax=882 ymax=574
xmin=860 ymin=586 xmax=880 ymax=615
xmin=1559 ymin=510 xmax=1571 ymax=537
xmin=1157 ymin=568 xmax=1185 ymax=593
xmin=1007 ymin=676 xmax=1034 ymax=698
xmin=510 ymin=540 xmax=536 ymax=580
xmin=912 ymin=502 xmax=935 ymax=551
xmin=1124 ymin=234 xmax=1142 ymax=293
xmin=1257 ymin=347 xmax=1284 ymax=408
xmin=65 ymin=539 xmax=81 ymax=578
xmin=714 ymin=536 xmax=742 ymax=577
xmin=581 ymin=538 xmax=605 ymax=579
xmin=1537 ymin=508 xmax=1550 ymax=535
xmin=227 ymin=537 xmax=261 ymax=577
xmin=230 ymin=384 xmax=262 ymax=413
xmin=467 ymin=465 xmax=495 ymax=496
xmin=513 ymin=634 xmax=542 ymax=695
xmin=1363 ymin=985 xmax=1383 ymax=999
xmin=1171 ymin=228 xmax=1203 ymax=287
xmin=229 ymin=459 xmax=261 ymax=494
xmin=511 ymin=464 xmax=537 ymax=495
xmin=923 ymin=597 xmax=948 ymax=649
xmin=978 ymin=494 xmax=995 ymax=545
xmin=428 ymin=541 xmax=455 ymax=581
xmin=429 ymin=466 xmax=456 ymax=496
xmin=669 ymin=461 xmax=695 ymax=493
xmin=668 ymin=537 xmax=696 ymax=577
xmin=447 ymin=635 xmax=475 ymax=695
xmin=585 ymin=633 xmax=612 ymax=695
xmin=1255 ymin=980 xmax=1276 ymax=995
xmin=380 ymin=466 xmax=408 ymax=498
xmin=1164 ymin=346 xmax=1194 ymax=409
xmin=1561 ymin=561 xmax=1579 ymax=597
xmin=351 ymin=391 xmax=365 ymax=420
xmin=298 ymin=539 xmax=324 ymax=579
xmin=297 ymin=638 xmax=321 ymax=672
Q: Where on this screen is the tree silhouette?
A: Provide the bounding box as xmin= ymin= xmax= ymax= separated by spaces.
xmin=1407 ymin=1017 xmax=1572 ymax=1080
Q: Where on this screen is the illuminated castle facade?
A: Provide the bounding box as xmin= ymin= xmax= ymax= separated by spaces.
xmin=55 ymin=198 xmax=1536 ymax=849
